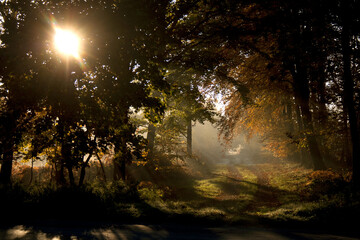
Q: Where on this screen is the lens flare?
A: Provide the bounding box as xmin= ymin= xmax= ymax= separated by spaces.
xmin=54 ymin=28 xmax=80 ymax=59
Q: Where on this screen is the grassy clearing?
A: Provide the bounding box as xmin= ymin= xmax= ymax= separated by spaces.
xmin=136 ymin=162 xmax=359 ymax=226
xmin=239 ymin=162 xmax=360 ymax=226
xmin=135 ymin=164 xmax=261 ymax=221
xmin=1 ymin=161 xmax=359 ymax=227
xmin=194 ymin=178 xmax=223 ymax=198
xmin=268 ymin=163 xmax=312 ymax=192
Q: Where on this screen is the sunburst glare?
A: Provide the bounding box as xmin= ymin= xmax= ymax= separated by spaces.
xmin=54 ymin=28 xmax=80 ymax=59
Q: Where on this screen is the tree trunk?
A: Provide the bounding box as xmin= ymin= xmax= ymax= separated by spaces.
xmin=285 ymin=101 xmax=300 ymax=162
xmin=341 ymin=0 xmax=360 ymax=186
xmin=96 ymin=152 xmax=107 ymax=182
xmin=113 ymin=153 xmax=121 ymax=181
xmin=67 ymin=166 xmax=75 ymax=186
xmin=293 ymin=62 xmax=326 ymax=170
xmin=0 ymin=144 xmax=14 ymax=185
xmin=79 ymin=153 xmax=92 ymax=186
xmin=79 ymin=166 xmax=86 ymax=186
xmin=113 ymin=142 xmax=127 ymax=181
xmin=29 ymin=158 xmax=34 ymax=185
xmin=55 ymin=161 xmax=66 ymax=186
xmin=120 ymin=160 xmax=126 ymax=181
xmin=317 ymin=61 xmax=328 ymax=123
xmin=295 ymin=104 xmax=309 ymax=165
xmin=61 ymin=139 xmax=74 ymax=185
xmin=186 ymin=118 xmax=192 ymax=155
xmin=0 ymin=112 xmax=17 ymax=185
xmin=147 ymin=123 xmax=156 ymax=157
xmin=342 ymin=106 xmax=352 ymax=166
xmin=113 ymin=157 xmax=126 ymax=181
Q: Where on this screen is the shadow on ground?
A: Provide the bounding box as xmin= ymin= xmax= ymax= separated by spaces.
xmin=1 ymin=223 xmax=359 ymax=240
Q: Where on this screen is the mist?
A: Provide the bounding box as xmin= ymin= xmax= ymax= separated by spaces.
xmin=192 ymin=122 xmax=275 ymax=166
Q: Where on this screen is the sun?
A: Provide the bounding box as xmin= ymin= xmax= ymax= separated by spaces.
xmin=54 ymin=28 xmax=80 ymax=59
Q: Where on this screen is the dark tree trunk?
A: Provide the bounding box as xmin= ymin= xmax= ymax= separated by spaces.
xmin=29 ymin=158 xmax=34 ymax=185
xmin=113 ymin=156 xmax=121 ymax=181
xmin=79 ymin=166 xmax=86 ymax=186
xmin=285 ymin=101 xmax=296 ymax=162
xmin=55 ymin=143 xmax=67 ymax=186
xmin=96 ymin=152 xmax=107 ymax=182
xmin=79 ymin=153 xmax=92 ymax=186
xmin=61 ymin=140 xmax=74 ymax=185
xmin=113 ymin=109 xmax=130 ymax=181
xmin=341 ymin=0 xmax=360 ymax=186
xmin=186 ymin=118 xmax=192 ymax=155
xmin=119 ymin=136 xmax=127 ymax=181
xmin=295 ymin=104 xmax=309 ymax=164
xmin=0 ymin=144 xmax=14 ymax=185
xmin=293 ymin=62 xmax=326 ymax=170
xmin=342 ymin=106 xmax=352 ymax=166
xmin=55 ymin=162 xmax=66 ymax=186
xmin=317 ymin=61 xmax=328 ymax=123
xmin=67 ymin=166 xmax=75 ymax=186
xmin=113 ymin=142 xmax=127 ymax=181
xmin=0 ymin=112 xmax=17 ymax=185
xmin=120 ymin=160 xmax=126 ymax=181
xmin=147 ymin=123 xmax=156 ymax=157
xmin=286 ymin=102 xmax=293 ymax=131
xmin=113 ymin=157 xmax=126 ymax=181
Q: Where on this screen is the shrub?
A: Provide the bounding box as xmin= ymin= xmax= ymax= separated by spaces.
xmin=305 ymin=170 xmax=348 ymax=197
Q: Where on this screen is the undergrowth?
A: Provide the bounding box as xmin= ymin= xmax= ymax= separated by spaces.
xmin=1 ymin=162 xmax=359 ymax=228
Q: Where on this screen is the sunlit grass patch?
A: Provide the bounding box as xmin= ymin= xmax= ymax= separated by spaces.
xmin=234 ymin=166 xmax=258 ymax=202
xmin=259 ymin=201 xmax=320 ymax=221
xmin=196 ymin=207 xmax=226 ymax=218
xmin=138 ymin=185 xmax=164 ymax=202
xmin=160 ymin=200 xmax=193 ymax=213
xmin=236 ymin=166 xmax=257 ymax=183
xmin=212 ymin=164 xmax=229 ymax=176
xmin=267 ymin=163 xmax=311 ymax=191
xmin=154 ymin=200 xmax=226 ymax=220
xmin=194 ymin=178 xmax=223 ymax=199
xmin=249 ymin=195 xmax=330 ymax=221
xmin=114 ymin=203 xmax=142 ymax=218
xmin=256 ymin=194 xmax=358 ymax=222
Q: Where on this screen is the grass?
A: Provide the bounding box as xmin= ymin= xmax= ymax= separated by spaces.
xmin=136 ymin=161 xmax=359 ymax=227
xmin=2 ymin=161 xmax=359 ymax=228
xmin=194 ymin=178 xmax=223 ymax=198
xmin=139 ymin=163 xmax=261 ymax=221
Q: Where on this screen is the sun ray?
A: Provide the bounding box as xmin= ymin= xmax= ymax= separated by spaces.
xmin=54 ymin=28 xmax=80 ymax=59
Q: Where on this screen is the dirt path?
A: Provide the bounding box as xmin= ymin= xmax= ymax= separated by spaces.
xmin=242 ymin=165 xmax=282 ymax=211
xmin=226 ymin=165 xmax=243 ymax=181
xmin=214 ymin=165 xmax=244 ymax=201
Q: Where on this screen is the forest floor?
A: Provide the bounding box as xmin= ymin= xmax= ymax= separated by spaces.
xmin=1 ymin=161 xmax=360 ymax=239
xmin=135 ymin=161 xmax=357 ymax=226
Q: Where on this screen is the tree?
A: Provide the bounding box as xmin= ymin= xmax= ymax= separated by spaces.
xmin=80 ymin=0 xmax=169 ymax=181
xmin=165 ymin=70 xmax=216 ymax=155
xmin=165 ymin=0 xmax=356 ymax=172
xmin=0 ymin=0 xmax=170 ymax=185
xmin=0 ymin=0 xmax=45 ymax=184
xmin=339 ymin=0 xmax=360 ymax=186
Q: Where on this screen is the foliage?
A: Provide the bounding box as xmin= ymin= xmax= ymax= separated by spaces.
xmin=305 ymin=170 xmax=348 ymax=197
xmin=0 ymin=0 xmax=171 ymax=184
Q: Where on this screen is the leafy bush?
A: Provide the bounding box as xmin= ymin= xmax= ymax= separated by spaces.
xmin=305 ymin=170 xmax=348 ymax=197
xmin=0 ymin=180 xmax=145 ymax=222
xmin=137 ymin=181 xmax=165 ymax=202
